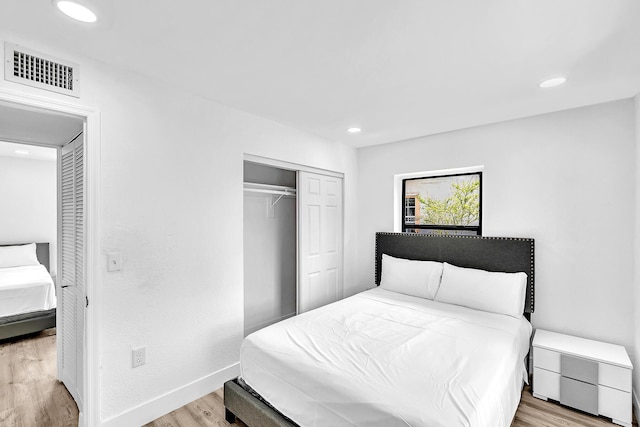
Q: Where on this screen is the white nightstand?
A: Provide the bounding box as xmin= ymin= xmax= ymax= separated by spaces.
xmin=532 ymin=329 xmax=633 ymax=427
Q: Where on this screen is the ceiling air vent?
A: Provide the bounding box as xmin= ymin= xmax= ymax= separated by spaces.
xmin=4 ymin=42 xmax=80 ymax=97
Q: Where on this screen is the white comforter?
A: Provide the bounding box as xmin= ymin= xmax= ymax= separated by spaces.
xmin=241 ymin=287 xmax=532 ymax=427
xmin=0 ymin=265 xmax=56 ymax=317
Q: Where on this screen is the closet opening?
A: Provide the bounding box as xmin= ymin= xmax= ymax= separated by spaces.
xmin=243 ymin=161 xmax=297 ymax=337
xmin=243 ymin=155 xmax=345 ymax=337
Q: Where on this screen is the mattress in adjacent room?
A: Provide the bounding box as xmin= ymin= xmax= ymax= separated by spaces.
xmin=0 ymin=264 xmax=57 ymax=317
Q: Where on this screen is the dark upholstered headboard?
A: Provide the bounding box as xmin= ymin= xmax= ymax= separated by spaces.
xmin=36 ymin=243 xmax=50 ymax=272
xmin=375 ymin=232 xmax=534 ymax=315
xmin=0 ymin=242 xmax=50 ymax=272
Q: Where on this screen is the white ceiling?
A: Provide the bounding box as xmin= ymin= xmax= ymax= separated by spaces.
xmin=2 ymin=0 xmax=640 ymax=147
xmin=0 ymin=140 xmax=57 ymax=161
xmin=0 ymin=102 xmax=83 ymax=147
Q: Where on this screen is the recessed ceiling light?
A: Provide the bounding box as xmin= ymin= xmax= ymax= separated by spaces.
xmin=55 ymin=1 xmax=97 ymax=23
xmin=347 ymin=127 xmax=362 ymax=134
xmin=15 ymin=149 xmax=30 ymax=155
xmin=538 ymin=76 xmax=567 ymax=88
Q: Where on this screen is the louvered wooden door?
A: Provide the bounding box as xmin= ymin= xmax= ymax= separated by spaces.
xmin=57 ymin=135 xmax=84 ymax=408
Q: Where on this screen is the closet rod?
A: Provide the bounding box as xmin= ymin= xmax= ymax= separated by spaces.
xmin=243 ymin=182 xmax=296 ymax=196
xmin=244 ymin=188 xmax=296 ymax=197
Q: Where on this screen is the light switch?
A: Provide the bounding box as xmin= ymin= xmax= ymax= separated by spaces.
xmin=107 ymin=252 xmax=122 ymax=272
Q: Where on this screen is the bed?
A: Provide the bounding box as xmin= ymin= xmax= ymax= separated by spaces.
xmin=225 ymin=232 xmax=535 ymax=427
xmin=0 ymin=242 xmax=57 ymax=341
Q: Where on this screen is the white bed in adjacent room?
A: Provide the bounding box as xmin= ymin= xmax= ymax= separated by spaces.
xmin=0 ymin=264 xmax=56 ymax=317
xmin=241 ymin=287 xmax=532 ymax=427
xmin=0 ymin=242 xmax=57 ymax=341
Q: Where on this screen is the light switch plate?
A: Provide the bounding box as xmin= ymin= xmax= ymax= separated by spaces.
xmin=107 ymin=252 xmax=122 ymax=272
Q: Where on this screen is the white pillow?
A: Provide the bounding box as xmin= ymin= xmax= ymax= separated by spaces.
xmin=380 ymin=254 xmax=443 ymax=299
xmin=434 ymin=262 xmax=527 ymax=318
xmin=0 ymin=243 xmax=40 ymax=268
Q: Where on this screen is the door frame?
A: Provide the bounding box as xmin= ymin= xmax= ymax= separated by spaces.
xmin=0 ymin=87 xmax=101 ymax=427
xmin=244 ymin=153 xmax=344 ymax=178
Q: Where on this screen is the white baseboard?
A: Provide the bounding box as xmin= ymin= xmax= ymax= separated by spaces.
xmin=101 ymin=362 xmax=240 ymax=427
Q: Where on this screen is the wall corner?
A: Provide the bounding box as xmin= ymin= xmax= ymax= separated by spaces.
xmin=634 ymin=92 xmax=640 ymax=423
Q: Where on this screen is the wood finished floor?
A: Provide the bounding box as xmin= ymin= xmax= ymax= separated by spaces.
xmin=0 ymin=328 xmax=78 ymax=427
xmin=1 ymin=331 xmax=636 ymax=427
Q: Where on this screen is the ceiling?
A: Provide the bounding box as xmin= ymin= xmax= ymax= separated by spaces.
xmin=1 ymin=0 xmax=640 ymax=147
xmin=0 ymin=140 xmax=57 ymax=161
xmin=0 ymin=102 xmax=83 ymax=147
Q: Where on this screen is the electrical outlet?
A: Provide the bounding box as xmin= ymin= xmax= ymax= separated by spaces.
xmin=132 ymin=346 xmax=146 ymax=368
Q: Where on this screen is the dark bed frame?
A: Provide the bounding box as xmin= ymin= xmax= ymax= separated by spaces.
xmin=0 ymin=242 xmax=56 ymax=341
xmin=224 ymin=232 xmax=535 ymax=427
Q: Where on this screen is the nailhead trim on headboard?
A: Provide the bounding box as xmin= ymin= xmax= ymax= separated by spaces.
xmin=374 ymin=232 xmax=535 ymax=313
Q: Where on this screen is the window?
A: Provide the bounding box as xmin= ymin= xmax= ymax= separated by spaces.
xmin=401 ymin=172 xmax=482 ymax=235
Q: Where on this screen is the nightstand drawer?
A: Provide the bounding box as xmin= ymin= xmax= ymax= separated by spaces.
xmin=533 ymin=347 xmax=560 ymax=371
xmin=599 ymin=386 xmax=632 ymax=424
xmin=534 ymin=347 xmax=631 ymax=391
xmin=533 ymin=367 xmax=559 ymax=401
xmin=560 ymin=376 xmax=598 ymax=415
xmin=561 ymin=354 xmax=598 ymax=384
xmin=599 ymin=363 xmax=632 ymax=392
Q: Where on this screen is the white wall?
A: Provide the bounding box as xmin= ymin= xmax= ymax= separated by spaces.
xmin=0 ymin=155 xmax=57 ymax=275
xmin=0 ymin=31 xmax=357 ymax=426
xmin=244 ymin=194 xmax=296 ymax=335
xmin=634 ymin=93 xmax=640 ymax=414
xmin=243 ymin=163 xmax=297 ymax=336
xmin=357 ymin=100 xmax=636 ymax=354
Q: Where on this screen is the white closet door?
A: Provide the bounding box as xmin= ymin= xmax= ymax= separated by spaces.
xmin=298 ymin=172 xmax=343 ymax=313
xmin=57 ymin=135 xmax=84 ymax=408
